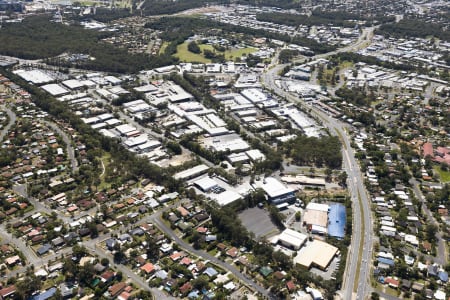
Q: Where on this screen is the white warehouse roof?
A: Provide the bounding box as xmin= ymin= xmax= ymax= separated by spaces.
xmin=41 ymin=84 xmax=69 ymax=96
xmin=278 ymin=228 xmax=307 ymax=250
xmin=255 ymin=177 xmax=294 ymax=198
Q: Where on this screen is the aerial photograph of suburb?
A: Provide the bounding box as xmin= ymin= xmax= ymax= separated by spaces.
xmin=0 ymin=0 xmax=448 ymax=299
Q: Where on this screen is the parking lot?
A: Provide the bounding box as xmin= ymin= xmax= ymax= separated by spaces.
xmin=309 ymin=252 xmax=341 ymax=280
xmin=238 ymin=207 xmax=280 ymax=239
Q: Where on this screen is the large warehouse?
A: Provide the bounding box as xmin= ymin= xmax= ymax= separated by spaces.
xmin=294 ymin=240 xmax=338 ymax=270
xmin=253 ymin=177 xmax=296 ymax=204
xmin=328 ymin=203 xmax=346 ymax=239
xmin=303 ymin=203 xmax=329 ymax=234
xmin=277 ymin=228 xmax=308 ymax=250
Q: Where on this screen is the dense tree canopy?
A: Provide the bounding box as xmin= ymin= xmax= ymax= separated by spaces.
xmin=0 ymin=15 xmax=176 ymax=73
xmin=377 ymin=18 xmax=450 ymax=41
xmin=140 ymin=0 xmax=229 ymax=16
xmin=283 ymin=135 xmax=342 ymax=169
xmin=146 ymin=16 xmax=336 ymax=54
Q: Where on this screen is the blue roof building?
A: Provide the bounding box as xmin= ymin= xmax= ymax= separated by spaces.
xmin=439 ymin=271 xmax=448 ymax=282
xmin=204 ymin=267 xmax=218 ymax=277
xmin=30 ymin=287 xmax=57 ymax=300
xmin=377 ymin=257 xmax=395 ymax=266
xmin=36 ymin=244 xmax=51 ymax=256
xmin=188 ymin=290 xmax=200 ymax=299
xmin=328 ymin=203 xmax=346 ymax=239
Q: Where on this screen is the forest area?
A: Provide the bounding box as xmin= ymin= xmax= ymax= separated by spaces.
xmin=256 ymin=10 xmax=395 ymax=28
xmin=0 ymin=16 xmax=176 ymax=73
xmin=281 ymin=135 xmax=343 ymax=169
xmin=146 ymin=16 xmax=336 ymax=54
xmin=377 ymin=18 xmax=450 ymax=41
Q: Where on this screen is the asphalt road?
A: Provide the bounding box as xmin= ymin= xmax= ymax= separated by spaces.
xmin=261 ymin=27 xmax=376 ymax=299
xmin=43 ymin=120 xmax=79 ymax=173
xmin=410 ymin=178 xmax=447 ymax=265
xmin=0 ymin=105 xmax=16 ymax=141
xmin=148 ymin=210 xmax=270 ymax=298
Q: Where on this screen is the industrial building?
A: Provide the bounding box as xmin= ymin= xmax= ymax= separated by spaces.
xmin=276 ymin=228 xmax=308 ymax=250
xmin=253 ymin=177 xmax=296 ymax=204
xmin=173 ymin=164 xmax=209 ymax=181
xmin=328 ymin=203 xmax=346 ymax=239
xmin=194 ymin=177 xmax=219 ymax=192
xmin=303 ymin=203 xmax=329 ymax=235
xmin=294 ymin=240 xmax=338 ymax=270
xmin=41 ymin=84 xmax=70 ymax=96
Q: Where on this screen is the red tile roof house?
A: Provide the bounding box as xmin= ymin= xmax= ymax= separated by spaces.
xmin=100 ymin=270 xmax=115 ymax=283
xmin=177 ymin=206 xmax=190 ymax=218
xmin=179 ymin=282 xmax=192 ymax=295
xmin=196 ymin=227 xmax=208 ymax=234
xmin=422 ymin=142 xmax=434 ymax=158
xmin=385 ymin=277 xmax=399 ymax=289
xmin=226 ymin=247 xmax=238 ymax=258
xmin=170 ymin=251 xmax=185 ymax=261
xmin=109 ymin=282 xmax=127 ymax=298
xmin=180 ymin=257 xmax=192 ymax=266
xmin=0 ymin=285 xmax=16 ymax=299
xmin=286 ymin=280 xmax=296 ymax=292
xmin=140 ymin=263 xmax=155 ymax=274
xmin=435 ymin=147 xmax=450 ymax=164
xmin=118 ymin=291 xmax=131 ymax=300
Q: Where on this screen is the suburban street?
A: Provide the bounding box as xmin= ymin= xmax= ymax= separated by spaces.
xmin=410 ymin=178 xmax=447 ymax=265
xmin=43 ymin=120 xmax=79 ymax=173
xmin=0 ymin=105 xmax=16 ymax=141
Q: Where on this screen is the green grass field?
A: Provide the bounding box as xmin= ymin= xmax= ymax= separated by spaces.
xmin=175 ymin=42 xmax=213 ymax=63
xmin=224 ymin=47 xmax=257 ymax=60
xmin=434 ymin=166 xmax=450 ymax=182
xmin=158 ymin=42 xmax=169 ymax=55
xmin=174 ymin=41 xmax=257 ymax=63
xmin=98 ymin=153 xmax=111 ymax=190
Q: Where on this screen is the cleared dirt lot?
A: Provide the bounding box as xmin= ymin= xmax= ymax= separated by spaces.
xmin=238 ymin=207 xmax=280 ymax=240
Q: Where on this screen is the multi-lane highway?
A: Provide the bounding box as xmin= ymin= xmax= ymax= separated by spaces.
xmin=261 ymin=29 xmax=375 ymax=299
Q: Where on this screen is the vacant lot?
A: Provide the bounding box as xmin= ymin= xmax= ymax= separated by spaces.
xmin=174 ymin=42 xmax=257 ymax=63
xmin=238 ymin=207 xmax=279 ymax=240
xmin=434 ymin=166 xmax=450 ymax=182
xmin=175 ymin=42 xmax=213 ymax=63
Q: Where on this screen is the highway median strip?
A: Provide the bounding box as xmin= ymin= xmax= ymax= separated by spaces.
xmin=353 ymin=191 xmax=365 ymax=293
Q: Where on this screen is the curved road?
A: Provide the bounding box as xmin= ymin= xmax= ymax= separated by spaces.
xmin=0 ymin=105 xmax=16 ymax=141
xmin=78 ymin=203 xmax=268 ymax=298
xmin=43 ymin=120 xmax=79 ymax=173
xmin=148 ymin=210 xmax=269 ymax=298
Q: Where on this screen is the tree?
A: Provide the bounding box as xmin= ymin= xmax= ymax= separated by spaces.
xmin=325 ymin=167 xmax=333 ymax=182
xmin=72 ymin=244 xmax=88 ymax=258
xmin=192 ymin=277 xmax=209 ymax=290
xmin=187 ymin=41 xmax=201 ymax=54
xmin=295 ymin=211 xmax=301 ymax=221
xmin=166 ymin=141 xmax=182 ymax=155
xmin=426 ymin=224 xmax=438 ymax=242
xmin=101 ymin=258 xmax=110 ymax=266
xmin=114 ymin=249 xmax=126 ymax=264
xmin=338 ymin=171 xmax=348 ymax=187
xmin=268 ymin=206 xmax=286 ymax=229
xmin=15 ymin=275 xmax=42 ymax=299
xmin=371 ymin=292 xmax=380 ymax=300
xmin=146 ymin=236 xmax=160 ymax=260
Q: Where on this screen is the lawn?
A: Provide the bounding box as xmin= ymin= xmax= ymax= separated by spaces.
xmin=98 ymin=152 xmax=111 ymax=190
xmin=175 ymin=42 xmax=212 ymax=63
xmin=224 ymin=47 xmax=257 ymax=60
xmin=159 ymin=42 xmax=169 ymax=55
xmin=434 ymin=166 xmax=450 ymax=182
xmin=174 ymin=42 xmax=257 ymax=63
